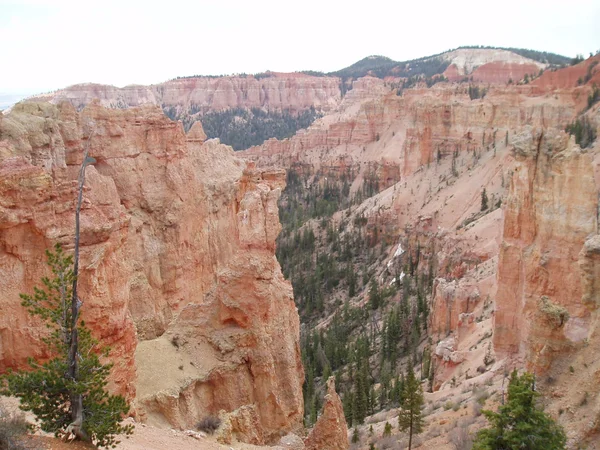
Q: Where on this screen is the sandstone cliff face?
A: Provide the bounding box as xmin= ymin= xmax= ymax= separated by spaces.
xmin=243 ymin=80 xmax=578 ymax=194
xmin=532 ymin=55 xmax=600 ymax=90
xmin=0 ymin=101 xmax=304 ymax=442
xmin=38 ymin=73 xmax=342 ymax=116
xmin=492 ymin=121 xmax=600 ymax=445
xmin=494 ymin=128 xmax=598 ymax=369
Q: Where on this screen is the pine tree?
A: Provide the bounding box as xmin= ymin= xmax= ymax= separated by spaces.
xmin=398 ymin=366 xmax=424 ymax=450
xmin=481 ymin=188 xmax=489 ymax=211
xmin=383 ymin=421 xmax=392 ymax=437
xmin=473 ymin=370 xmax=566 ymax=450
xmin=348 ymin=264 xmax=357 ymax=297
xmin=369 ymin=279 xmax=381 ymax=310
xmin=1 ymin=245 xmax=133 ymax=448
xmin=353 ymin=358 xmax=369 ymax=425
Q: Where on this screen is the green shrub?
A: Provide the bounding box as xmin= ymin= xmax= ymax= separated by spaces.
xmin=0 ymin=245 xmax=133 ymax=448
xmin=196 ymin=416 xmax=221 ymax=434
xmin=538 ymin=296 xmax=569 ymax=328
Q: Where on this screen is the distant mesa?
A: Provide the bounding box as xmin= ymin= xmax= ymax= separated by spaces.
xmin=23 ymin=46 xmax=573 ymax=149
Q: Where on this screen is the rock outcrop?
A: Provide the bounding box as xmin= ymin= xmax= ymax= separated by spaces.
xmin=304 ymin=377 xmax=348 ymax=450
xmin=0 ymin=101 xmax=304 ymax=442
xmin=243 ymin=80 xmax=579 ymax=188
xmin=494 ymin=127 xmax=598 ymax=370
xmin=35 ymin=73 xmax=342 ymax=116
xmin=492 ymin=120 xmax=600 ymax=445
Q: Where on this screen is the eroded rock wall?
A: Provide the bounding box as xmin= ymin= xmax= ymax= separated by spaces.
xmin=494 ymin=128 xmax=598 ymax=370
xmin=0 ymin=101 xmax=304 ymax=441
xmin=36 ymin=74 xmax=342 ymax=116
xmin=243 ymin=81 xmax=578 ymax=189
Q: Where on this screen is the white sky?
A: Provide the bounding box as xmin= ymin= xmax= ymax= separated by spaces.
xmin=1 ymin=0 xmax=599 ymax=95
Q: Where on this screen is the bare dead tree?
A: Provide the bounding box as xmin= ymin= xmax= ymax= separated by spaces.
xmin=68 ymin=128 xmax=96 ymax=441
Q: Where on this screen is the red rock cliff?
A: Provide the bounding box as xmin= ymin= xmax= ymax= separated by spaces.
xmin=0 ymin=101 xmax=304 ymax=442
xmin=494 ymin=127 xmax=598 ymax=370
xmin=37 ymin=73 xmax=342 ymax=116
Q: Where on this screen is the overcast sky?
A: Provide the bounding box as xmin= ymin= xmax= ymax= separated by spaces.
xmin=1 ymin=0 xmax=598 ymax=95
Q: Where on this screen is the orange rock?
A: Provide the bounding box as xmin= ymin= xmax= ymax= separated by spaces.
xmin=471 ymin=62 xmax=541 ymax=84
xmin=186 ymin=121 xmax=207 ymax=142
xmin=0 ymin=101 xmax=304 ymax=442
xmin=36 ymin=74 xmax=342 ymax=115
xmin=494 ymin=127 xmax=598 ymax=372
xmin=304 ymin=377 xmax=349 ymax=450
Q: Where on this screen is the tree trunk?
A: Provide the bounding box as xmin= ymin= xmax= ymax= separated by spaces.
xmin=68 ymin=135 xmax=95 ymax=441
xmin=408 ymin=416 xmax=413 ymax=450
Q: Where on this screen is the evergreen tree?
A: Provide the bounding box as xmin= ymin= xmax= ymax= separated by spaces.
xmin=398 ymin=366 xmax=424 ymax=450
xmin=473 ymin=370 xmax=566 ymax=450
xmin=1 ymin=245 xmax=133 ymax=448
xmin=397 ymin=373 xmax=406 ymax=404
xmin=348 ymin=264 xmax=357 ymax=298
xmin=421 ymin=348 xmax=431 ymax=381
xmin=427 ymin=361 xmax=435 ymax=393
xmin=369 ymin=279 xmax=381 ymax=310
xmin=383 ymin=421 xmax=392 ymax=437
xmin=481 ymin=188 xmax=489 ymax=211
xmin=353 ymin=358 xmax=369 ymax=425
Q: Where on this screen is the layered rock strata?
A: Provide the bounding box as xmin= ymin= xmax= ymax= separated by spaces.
xmin=0 ymin=101 xmax=304 ymax=441
xmin=494 ymin=127 xmax=599 ymax=371
xmin=34 ymin=73 xmax=343 ymax=116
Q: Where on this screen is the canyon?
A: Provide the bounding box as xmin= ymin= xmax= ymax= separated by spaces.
xmin=240 ymin=52 xmax=600 ymax=448
xmin=1 ymin=48 xmax=599 ymax=449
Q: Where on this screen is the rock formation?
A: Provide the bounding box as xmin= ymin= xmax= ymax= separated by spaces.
xmin=0 ymin=101 xmax=304 ymax=442
xmin=494 ymin=127 xmax=599 ymax=370
xmin=442 ymin=48 xmax=546 ymax=83
xmin=304 ymin=377 xmax=348 ymax=450
xmin=35 ymin=73 xmax=342 ymax=116
xmin=243 ymin=79 xmax=579 ymax=186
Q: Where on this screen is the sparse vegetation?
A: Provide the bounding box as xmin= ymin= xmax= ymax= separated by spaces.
xmin=538 ymin=296 xmax=569 ymax=328
xmin=565 ymin=116 xmax=597 ymax=149
xmin=449 ymin=421 xmax=473 ymax=450
xmin=196 ymin=416 xmax=221 ymax=435
xmin=0 ymin=406 xmax=29 ymax=450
